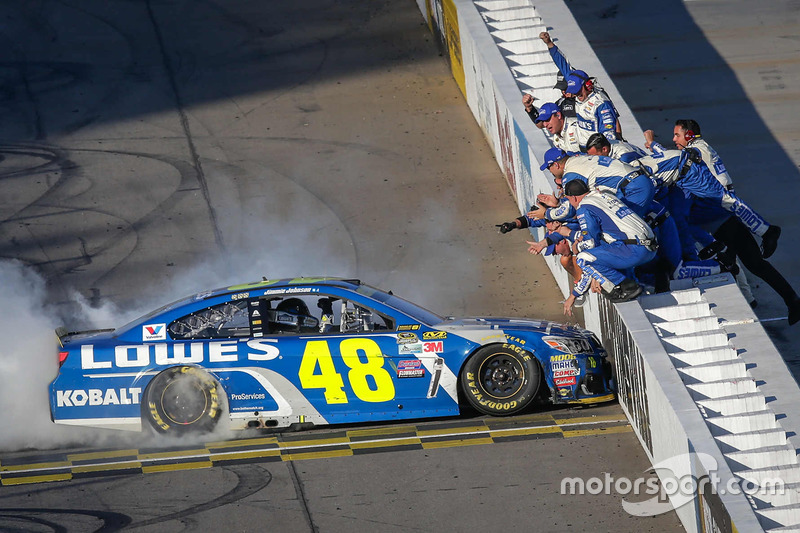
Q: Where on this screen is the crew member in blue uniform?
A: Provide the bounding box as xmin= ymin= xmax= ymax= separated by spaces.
xmin=539 ymin=31 xmax=622 ymax=140
xmin=542 ymin=148 xmax=653 ymax=218
xmin=560 ymin=180 xmax=656 ymax=316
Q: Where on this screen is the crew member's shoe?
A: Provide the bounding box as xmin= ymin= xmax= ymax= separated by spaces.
xmin=698 ymin=240 xmax=739 ymax=275
xmin=761 ymin=225 xmax=781 ymax=259
xmin=717 ymin=250 xmax=739 ymax=276
xmin=606 ymin=279 xmax=643 ymax=303
xmin=698 ymin=240 xmax=725 ymax=260
xmin=788 ymin=298 xmax=800 ymax=326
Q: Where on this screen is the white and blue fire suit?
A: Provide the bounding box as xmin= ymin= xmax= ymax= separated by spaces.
xmin=608 ymin=140 xmax=647 ymax=164
xmin=548 ymin=46 xmax=620 ymax=141
xmin=651 ymin=139 xmax=732 ymax=188
xmin=636 ymin=148 xmax=771 ymax=238
xmin=552 ymin=116 xmax=592 ymax=153
xmin=569 ymin=190 xmax=656 ymax=297
xmin=562 ymin=155 xmax=654 ymax=217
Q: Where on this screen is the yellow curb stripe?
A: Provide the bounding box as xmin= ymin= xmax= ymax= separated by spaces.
xmin=138 ymin=449 xmax=209 ymax=460
xmin=562 ymin=425 xmax=632 ymax=438
xmin=347 ymin=426 xmax=418 ymax=438
xmin=568 ymin=394 xmax=616 ymax=405
xmin=350 ymin=437 xmax=422 ymax=449
xmin=417 ymin=425 xmax=489 ymax=437
xmin=490 ymin=426 xmax=563 ymax=438
xmin=68 ymin=449 xmax=139 ymax=461
xmin=206 ymin=437 xmax=279 ymax=449
xmin=553 ymin=415 xmax=626 ymax=425
xmin=1 ymin=461 xmax=71 ymax=472
xmin=210 ymin=450 xmax=281 ymax=462
xmin=422 ymin=437 xmax=494 ymax=449
xmin=282 ymin=449 xmax=353 ymax=461
xmin=1 ymin=473 xmax=72 ymax=485
xmin=142 ymin=460 xmax=213 ymax=473
xmin=72 ymin=461 xmax=142 ymax=473
xmin=495 ymin=413 xmax=556 ymax=424
xmin=278 ymin=437 xmax=350 ymax=448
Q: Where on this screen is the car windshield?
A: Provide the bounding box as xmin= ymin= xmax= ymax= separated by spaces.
xmin=356 ymin=284 xmax=443 ymax=325
xmin=113 ymin=292 xmax=207 ymax=335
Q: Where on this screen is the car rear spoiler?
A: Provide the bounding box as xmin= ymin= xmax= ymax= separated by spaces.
xmin=55 ymin=326 xmax=115 ymax=347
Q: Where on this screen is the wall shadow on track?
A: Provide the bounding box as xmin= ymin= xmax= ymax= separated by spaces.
xmin=0 ymin=1 xmax=438 ymax=141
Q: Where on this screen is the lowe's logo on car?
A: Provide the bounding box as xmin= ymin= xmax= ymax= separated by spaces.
xmin=57 ymin=387 xmax=142 ymax=407
xmin=143 ymin=324 xmax=167 ymax=341
xmin=79 ymin=339 xmax=280 ymax=369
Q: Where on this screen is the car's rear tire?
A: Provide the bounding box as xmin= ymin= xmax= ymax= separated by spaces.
xmin=144 ymin=366 xmax=222 ymax=434
xmin=460 ymin=345 xmax=540 ymax=416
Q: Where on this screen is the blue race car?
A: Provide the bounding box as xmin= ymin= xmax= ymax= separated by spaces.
xmin=50 ymin=278 xmax=614 ymax=434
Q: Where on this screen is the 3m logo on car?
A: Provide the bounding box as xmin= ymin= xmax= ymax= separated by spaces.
xmin=423 ymin=341 xmax=443 ymax=353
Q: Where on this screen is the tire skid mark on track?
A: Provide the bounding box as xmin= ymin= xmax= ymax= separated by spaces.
xmin=0 ymin=507 xmax=132 ymax=533
xmin=0 ymin=143 xmax=74 ymax=222
xmin=145 ymin=0 xmax=225 ymax=252
xmin=0 ymin=143 xmax=190 ymax=303
xmin=0 ymin=414 xmax=629 ymax=486
xmin=125 ymin=464 xmax=272 ymax=530
xmin=0 ymin=143 xmax=219 ymax=296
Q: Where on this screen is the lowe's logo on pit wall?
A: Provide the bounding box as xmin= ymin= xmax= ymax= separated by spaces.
xmin=80 ymin=340 xmax=281 ymax=369
xmin=57 ymin=387 xmax=142 ymax=407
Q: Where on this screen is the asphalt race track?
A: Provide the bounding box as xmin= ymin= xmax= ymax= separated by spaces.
xmin=6 ymin=0 xmax=795 ymax=531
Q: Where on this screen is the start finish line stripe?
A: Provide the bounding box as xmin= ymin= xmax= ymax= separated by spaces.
xmin=0 ymin=417 xmax=630 ymax=486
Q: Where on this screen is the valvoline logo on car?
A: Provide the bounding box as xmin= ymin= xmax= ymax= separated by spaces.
xmin=143 ymin=324 xmax=167 ymax=341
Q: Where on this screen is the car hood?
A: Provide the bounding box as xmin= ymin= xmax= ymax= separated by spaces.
xmin=436 ymin=317 xmax=590 ymax=339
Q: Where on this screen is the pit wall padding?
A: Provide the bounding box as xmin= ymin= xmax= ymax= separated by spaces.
xmin=415 ymin=1 xmax=800 ymax=531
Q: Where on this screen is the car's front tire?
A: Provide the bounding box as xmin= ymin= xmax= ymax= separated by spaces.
xmin=144 ymin=366 xmax=222 ymax=434
xmin=460 ymin=345 xmax=540 ymax=416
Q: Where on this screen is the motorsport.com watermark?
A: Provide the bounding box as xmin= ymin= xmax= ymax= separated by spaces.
xmin=560 ymin=452 xmax=785 ymax=516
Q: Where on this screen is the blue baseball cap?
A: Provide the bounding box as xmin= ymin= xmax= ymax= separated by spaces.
xmin=544 ymin=239 xmax=574 ymax=256
xmin=566 ymin=74 xmax=585 ymax=94
xmin=566 ymin=70 xmax=590 ymax=93
xmin=544 ymin=233 xmax=566 ymax=256
xmin=539 ymin=147 xmax=568 ymax=171
xmin=535 ymin=102 xmax=561 ymax=123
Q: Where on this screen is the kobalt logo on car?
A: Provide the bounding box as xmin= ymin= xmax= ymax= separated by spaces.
xmin=56 ymin=387 xmax=142 ymax=407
